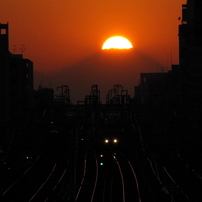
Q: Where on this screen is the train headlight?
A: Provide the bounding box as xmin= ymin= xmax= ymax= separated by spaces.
xmin=105 ymin=139 xmax=109 ymax=143
xmin=113 ymin=139 xmax=118 ymax=143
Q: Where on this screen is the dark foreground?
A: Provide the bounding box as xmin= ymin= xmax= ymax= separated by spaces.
xmin=1 ymin=103 xmax=202 ymax=201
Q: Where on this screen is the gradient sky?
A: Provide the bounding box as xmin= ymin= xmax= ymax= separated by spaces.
xmin=1 ymin=0 xmax=185 ymax=75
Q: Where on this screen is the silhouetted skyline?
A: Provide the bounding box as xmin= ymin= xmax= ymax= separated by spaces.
xmin=0 ymin=0 xmax=185 ymax=75
xmin=2 ymin=1 xmax=202 ymax=201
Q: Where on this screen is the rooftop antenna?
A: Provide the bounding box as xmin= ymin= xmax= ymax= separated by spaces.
xmin=12 ymin=45 xmax=17 ymax=54
xmin=20 ymin=44 xmax=25 ymax=55
xmin=40 ymin=75 xmax=44 ymax=88
xmin=166 ymin=54 xmax=169 ymax=71
xmin=170 ymin=48 xmax=173 ymax=66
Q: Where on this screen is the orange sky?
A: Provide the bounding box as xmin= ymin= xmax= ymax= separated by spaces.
xmin=0 ymin=0 xmax=185 ymax=74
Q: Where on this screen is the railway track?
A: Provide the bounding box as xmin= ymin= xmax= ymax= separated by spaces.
xmin=2 ymin=152 xmax=73 ymax=201
xmin=134 ymin=110 xmax=202 ymax=201
xmin=2 ymin=102 xmax=202 ymax=201
xmin=70 ymin=148 xmax=143 ymax=202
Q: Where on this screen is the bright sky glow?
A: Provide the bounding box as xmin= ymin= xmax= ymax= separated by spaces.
xmin=102 ymin=36 xmax=133 ymax=49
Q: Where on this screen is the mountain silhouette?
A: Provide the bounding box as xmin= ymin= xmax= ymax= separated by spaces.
xmin=50 ymin=49 xmax=160 ymax=104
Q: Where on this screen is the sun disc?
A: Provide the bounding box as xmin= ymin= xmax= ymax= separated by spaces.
xmin=102 ymin=36 xmax=133 ymax=50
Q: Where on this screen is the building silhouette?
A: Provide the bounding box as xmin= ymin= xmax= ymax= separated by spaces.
xmin=0 ymin=23 xmax=34 ymax=133
xmin=34 ymin=86 xmax=54 ymax=112
xmin=135 ymin=0 xmax=202 ymax=111
xmin=134 ymin=65 xmax=180 ymax=106
xmin=179 ymin=0 xmax=202 ymax=107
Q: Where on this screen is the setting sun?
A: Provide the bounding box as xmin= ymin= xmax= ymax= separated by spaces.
xmin=102 ymin=36 xmax=133 ymax=50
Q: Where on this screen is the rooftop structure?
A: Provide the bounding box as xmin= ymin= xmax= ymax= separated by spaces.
xmin=0 ymin=23 xmax=34 ymax=131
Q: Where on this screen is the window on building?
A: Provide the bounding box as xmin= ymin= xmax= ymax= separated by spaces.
xmin=0 ymin=29 xmax=6 ymax=35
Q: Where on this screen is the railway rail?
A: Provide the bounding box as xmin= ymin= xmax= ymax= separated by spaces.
xmin=2 ymin=101 xmax=202 ymax=201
